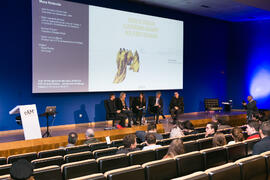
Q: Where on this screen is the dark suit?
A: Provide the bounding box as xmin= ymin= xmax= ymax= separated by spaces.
xmin=253 ymin=136 xmax=270 ymax=155
xmin=244 ymin=100 xmax=258 ymax=120
xmin=169 ymin=97 xmax=184 ymax=120
xmin=135 ymin=131 xmax=163 ymax=143
xmin=105 ymin=99 xmax=123 ymax=126
xmin=115 ymin=98 xmax=133 ymax=127
xmin=133 ymin=97 xmax=146 ymax=125
xmin=149 ymin=97 xmax=164 ymax=124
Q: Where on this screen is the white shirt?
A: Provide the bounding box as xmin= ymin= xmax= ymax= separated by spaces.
xmin=142 ymin=144 xmax=161 ymax=150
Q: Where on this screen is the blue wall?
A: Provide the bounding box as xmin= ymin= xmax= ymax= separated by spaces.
xmin=227 ymin=20 xmax=270 ymax=110
xmin=0 ymin=1 xmax=228 ymax=131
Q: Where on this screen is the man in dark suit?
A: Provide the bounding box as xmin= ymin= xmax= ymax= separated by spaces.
xmin=106 ymin=93 xmax=125 ymax=127
xmin=253 ymin=120 xmax=270 ymax=155
xmin=242 ymin=96 xmax=258 ymax=121
xmin=115 ymin=92 xmax=133 ymax=127
xmin=169 ymin=92 xmax=184 ymax=123
xmin=149 ymin=91 xmax=164 ymax=124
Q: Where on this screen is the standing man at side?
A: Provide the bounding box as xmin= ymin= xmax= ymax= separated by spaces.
xmin=242 ymin=95 xmax=258 ymax=121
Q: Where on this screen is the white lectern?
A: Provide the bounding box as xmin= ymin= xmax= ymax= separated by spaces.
xmin=9 ymin=104 xmax=42 ymax=140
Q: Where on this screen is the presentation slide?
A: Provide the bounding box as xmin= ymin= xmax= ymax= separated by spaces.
xmin=32 ymin=0 xmax=183 ymax=93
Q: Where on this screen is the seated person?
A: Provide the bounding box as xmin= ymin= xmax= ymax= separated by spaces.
xmin=217 ymin=119 xmax=232 ymax=129
xmin=163 ymin=139 xmax=185 ymax=159
xmin=116 ymin=134 xmax=140 ymax=154
xmin=116 ymin=92 xmax=133 ymax=127
xmin=246 ymin=120 xmax=260 ymax=140
xmin=132 ymin=92 xmax=146 ymax=125
xmin=228 ymin=127 xmax=245 ymax=145
xmin=170 ymin=121 xmax=185 ymax=138
xmin=84 ymin=128 xmax=99 ymax=144
xmin=205 ymin=122 xmax=218 ymax=138
xmin=142 ymin=133 xmax=161 ymax=150
xmin=105 ymin=93 xmax=119 ymax=127
xmin=253 ymin=120 xmax=270 ymax=155
xmin=212 ymin=132 xmax=227 ymax=147
xmin=169 ymin=92 xmax=184 ymax=123
xmin=10 ymin=159 xmax=34 ymax=180
xmin=148 ymin=91 xmax=165 ymax=124
xmin=66 ymin=132 xmax=78 ymax=147
xmin=136 ymin=123 xmax=163 ymax=143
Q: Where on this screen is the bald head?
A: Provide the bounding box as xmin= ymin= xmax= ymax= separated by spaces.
xmin=85 ymin=128 xmax=94 ymax=139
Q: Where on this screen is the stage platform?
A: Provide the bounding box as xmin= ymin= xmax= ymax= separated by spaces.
xmin=0 ymin=110 xmax=247 ymax=157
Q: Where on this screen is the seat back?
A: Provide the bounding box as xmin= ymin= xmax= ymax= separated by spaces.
xmin=111 ymin=139 xmax=124 ymax=147
xmin=225 ymin=142 xmax=247 ymax=162
xmin=69 ymin=173 xmax=106 ymax=180
xmin=93 ymin=147 xmax=117 ymax=159
xmin=7 ymin=152 xmax=37 ymax=164
xmin=65 ymin=144 xmax=90 ymax=154
xmin=197 ymin=137 xmax=213 ymax=150
xmin=90 ymin=142 xmax=109 ymax=151
xmin=61 ymin=159 xmax=98 ymax=180
xmin=183 ymin=141 xmax=199 ymax=153
xmin=205 ymin=163 xmax=241 ymax=180
xmin=38 ymin=148 xmax=66 ymax=158
xmin=97 ymin=154 xmax=129 ymax=173
xmin=0 ymin=164 xmax=11 ymax=176
xmin=171 ymin=172 xmax=208 ymax=180
xmin=175 ymin=151 xmax=204 ymax=177
xmin=161 ymin=132 xmax=170 ymax=139
xmin=236 ymin=155 xmax=267 ymax=180
xmin=225 ymin=135 xmax=234 ymax=142
xmin=31 ymin=156 xmax=63 ymax=169
xmin=104 ymin=99 xmax=113 ymax=120
xmin=244 ymin=138 xmax=260 ymax=155
xmin=159 ymin=138 xmax=174 ymax=146
xmin=194 ymin=127 xmax=206 ymax=134
xmin=64 ymin=151 xmax=94 ymax=163
xmin=0 ymin=174 xmax=10 ymax=180
xmin=201 ymin=147 xmax=227 ymax=169
xmin=33 ymin=165 xmax=62 ymax=180
xmin=181 ymin=134 xmax=197 ymax=142
xmin=143 ymin=158 xmax=177 ymax=180
xmin=155 ymin=146 xmax=169 ymax=160
xmin=147 ymin=96 xmax=155 ymax=114
xmin=105 ymin=165 xmax=145 ymax=180
xmin=128 ymin=150 xmax=155 ymax=165
xmin=0 ymin=158 xmax=6 ymax=166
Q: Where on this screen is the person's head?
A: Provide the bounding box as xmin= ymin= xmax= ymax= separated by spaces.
xmin=85 ymin=128 xmax=94 ymax=140
xmin=145 ymin=133 xmax=157 ymax=145
xmin=175 ymin=121 xmax=184 ymax=129
xmin=174 ymin=92 xmax=179 ymax=99
xmin=109 ymin=93 xmax=115 ymax=100
xmin=68 ymin=132 xmax=78 ymax=145
xmin=246 ymin=120 xmax=260 ymax=135
xmin=259 ymin=120 xmax=270 ymax=138
xmin=123 ymin=134 xmax=137 ymax=149
xmin=213 ymin=132 xmax=227 ymax=147
xmin=231 ymin=127 xmax=244 ymax=142
xmin=120 ymin=92 xmax=126 ymax=100
xmin=247 ymin=96 xmax=253 ymax=102
xmin=206 ymin=122 xmax=218 ymax=135
xmin=139 ymin=92 xmax=144 ymax=99
xmin=147 ymin=123 xmax=157 ymax=133
xmin=211 ymin=115 xmax=218 ymax=123
xmin=166 ymin=139 xmax=184 ymax=158
xmin=156 ymin=91 xmax=161 ymax=98
xmin=10 ymin=159 xmax=34 ymax=180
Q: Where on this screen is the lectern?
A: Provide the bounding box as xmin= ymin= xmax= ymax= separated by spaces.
xmin=9 ymin=104 xmax=42 ymax=140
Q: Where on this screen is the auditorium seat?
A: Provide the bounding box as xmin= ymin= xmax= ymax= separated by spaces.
xmin=0 ymin=158 xmax=6 ymax=166
xmin=128 ymin=149 xmax=156 ymax=165
xmin=38 ymin=148 xmax=66 ymax=158
xmin=142 ymin=158 xmax=178 ymax=180
xmin=90 ymin=142 xmax=109 ymax=151
xmin=93 ymin=147 xmax=118 ymax=159
xmin=0 ymin=164 xmax=11 ymax=176
xmin=197 ymin=137 xmax=213 ymax=150
xmin=104 ymin=165 xmax=145 ymax=180
xmin=205 ymin=163 xmax=241 ymax=180
xmin=200 ymin=147 xmax=227 ymax=169
xmin=97 ymin=154 xmax=129 ymax=173
xmin=0 ymin=174 xmax=10 ymax=180
xmin=158 ymin=138 xmax=174 ymax=146
xmin=7 ymin=152 xmax=37 ymax=164
xmin=218 ymin=128 xmax=233 ymax=135
xmin=175 ymin=151 xmax=204 ymax=176
xmin=64 ymin=151 xmax=94 ymax=163
xmin=181 ymin=134 xmax=197 ymax=142
xmin=161 ymin=132 xmax=170 ymax=139
xmin=155 ymin=145 xmax=169 ymax=160
xmin=65 ymin=144 xmax=90 ymax=154
xmin=183 ymin=141 xmax=199 ymax=153
xmin=171 ymin=172 xmax=208 ymax=180
xmin=224 ymin=135 xmax=234 ymax=142
xmin=261 ymin=151 xmax=270 ymax=179
xmin=61 ymin=159 xmax=98 ymax=180
xmin=111 ymin=139 xmax=124 ymax=147
xmin=33 ymin=165 xmax=62 ymax=180
xmin=196 ymin=133 xmax=206 ymax=140
xmin=244 ymin=138 xmax=260 ymax=156
xmin=69 ymin=173 xmax=106 ymax=180
xmin=31 ymin=156 xmax=64 ymax=169
xmin=194 ymin=127 xmax=206 ymax=133
xmin=225 ymin=142 xmax=247 ymax=162
xmin=235 ymin=155 xmax=267 ymax=180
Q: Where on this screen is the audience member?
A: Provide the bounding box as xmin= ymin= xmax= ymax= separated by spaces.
xmin=142 ymin=133 xmax=161 ymax=150
xmin=253 ymin=121 xmax=270 ymax=155
xmin=205 ymin=122 xmax=218 ymax=138
xmin=213 ymin=132 xmax=227 ymax=147
xmin=116 ymin=134 xmax=139 ymax=154
xmin=169 ymin=92 xmax=184 ymax=123
xmin=84 ymin=128 xmax=99 ymax=144
xmin=10 ymin=159 xmax=34 ymax=180
xmin=246 ymin=120 xmax=260 ymax=140
xmin=217 ymin=119 xmax=232 ymax=129
xmin=163 ymin=139 xmax=185 ymax=159
xmin=170 ymin=121 xmax=185 ymax=138
xmin=228 ymin=127 xmax=245 ymax=145
xmin=66 ymin=132 xmax=78 ymax=147
xmin=136 ymin=123 xmax=163 ymax=143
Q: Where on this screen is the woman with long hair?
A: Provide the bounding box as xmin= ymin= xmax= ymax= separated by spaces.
xmin=228 ymin=127 xmax=245 ymax=145
xmin=163 ymin=139 xmax=185 ymax=159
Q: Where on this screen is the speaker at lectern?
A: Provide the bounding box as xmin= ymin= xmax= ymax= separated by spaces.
xmin=9 ymin=104 xmax=42 ymax=140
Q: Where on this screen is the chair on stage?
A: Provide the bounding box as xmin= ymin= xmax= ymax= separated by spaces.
xmin=104 ymin=99 xmax=118 ymax=128
xmin=204 ymin=98 xmax=222 ymax=112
